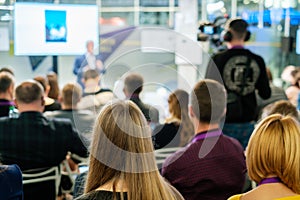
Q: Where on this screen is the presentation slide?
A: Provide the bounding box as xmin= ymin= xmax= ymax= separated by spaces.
xmin=14 ymin=3 xmax=99 ymax=55
xmin=296 ymin=29 xmax=300 ymax=55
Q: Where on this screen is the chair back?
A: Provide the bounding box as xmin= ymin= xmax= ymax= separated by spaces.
xmin=60 ymin=154 xmax=89 ymax=194
xmin=155 ymin=147 xmax=181 ymax=168
xmin=22 ymin=166 xmax=61 ymax=195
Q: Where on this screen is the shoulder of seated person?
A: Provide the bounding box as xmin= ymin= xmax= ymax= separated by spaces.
xmin=45 ymin=97 xmax=55 ymax=105
xmin=96 ymin=90 xmax=114 ymax=97
xmin=75 ymin=109 xmax=94 ymax=115
xmin=44 ymin=110 xmax=61 ymax=116
xmin=228 ymin=194 xmax=242 ymax=200
xmin=49 ymin=117 xmax=73 ymax=124
xmin=240 ymin=184 xmax=298 ymax=200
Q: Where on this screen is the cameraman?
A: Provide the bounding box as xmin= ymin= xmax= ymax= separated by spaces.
xmin=205 ymin=18 xmax=271 ymax=149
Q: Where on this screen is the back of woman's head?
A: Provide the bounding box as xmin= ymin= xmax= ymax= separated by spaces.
xmin=168 ymin=89 xmax=189 ymax=119
xmin=47 ymin=72 xmax=59 ymax=100
xmin=86 ymin=100 xmax=183 ymax=199
xmin=168 ymin=89 xmax=194 ymax=146
xmin=247 ymin=114 xmax=300 ymax=193
xmin=261 ymin=100 xmax=299 ymax=120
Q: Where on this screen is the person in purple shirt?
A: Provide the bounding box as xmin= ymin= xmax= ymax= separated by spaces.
xmin=162 ymin=79 xmax=246 ymax=200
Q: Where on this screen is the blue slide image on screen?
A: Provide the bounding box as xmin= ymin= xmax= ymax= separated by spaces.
xmin=45 ymin=10 xmax=67 ymax=42
xmin=296 ymin=29 xmax=300 ymax=55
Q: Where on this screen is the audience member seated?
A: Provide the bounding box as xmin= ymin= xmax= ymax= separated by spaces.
xmin=77 ymin=69 xmax=114 ymax=112
xmin=0 ymin=66 xmax=14 ymax=76
xmin=73 ymin=170 xmax=88 ymax=199
xmin=285 ymin=67 xmax=300 ymax=107
xmin=152 ymin=89 xmax=194 ymax=149
xmin=75 ymin=100 xmax=183 ymax=200
xmin=0 ymin=164 xmax=23 ymax=200
xmin=34 ymin=75 xmax=62 ymax=112
xmin=228 ymin=114 xmax=300 ymax=200
xmin=260 ymin=100 xmax=299 ymax=121
xmin=256 ymin=67 xmax=287 ymax=119
xmin=45 ymin=83 xmax=95 ymax=135
xmin=162 ymin=79 xmax=246 ymax=200
xmin=123 ymin=73 xmax=159 ymax=124
xmin=0 ymin=72 xmax=16 ymax=117
xmin=0 ymin=80 xmax=88 ymax=200
xmin=47 ymin=71 xmax=60 ymax=100
xmin=281 ymin=65 xmax=296 ymax=89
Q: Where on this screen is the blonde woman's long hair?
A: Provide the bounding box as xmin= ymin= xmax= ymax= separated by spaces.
xmin=166 ymin=89 xmax=194 ymax=146
xmin=85 ymin=100 xmax=183 ymax=200
xmin=247 ymin=114 xmax=300 ymax=193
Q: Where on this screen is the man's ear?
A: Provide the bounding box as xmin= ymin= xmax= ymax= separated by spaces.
xmin=8 ymin=84 xmax=14 ymax=99
xmin=222 ymin=107 xmax=227 ymax=118
xmin=189 ymin=105 xmax=195 ymax=119
xmin=58 ymin=95 xmax=63 ymax=104
xmin=9 ymin=84 xmax=14 ymax=93
xmin=14 ymin=99 xmax=18 ymax=108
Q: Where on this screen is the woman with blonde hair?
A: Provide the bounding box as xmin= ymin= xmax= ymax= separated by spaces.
xmin=228 ymin=114 xmax=300 ymax=200
xmin=152 ymin=89 xmax=194 ymax=149
xmin=75 ymin=100 xmax=183 ymax=200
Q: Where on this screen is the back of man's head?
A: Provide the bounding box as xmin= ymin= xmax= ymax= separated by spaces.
xmin=124 ymin=73 xmax=144 ymax=95
xmin=83 ymin=69 xmax=100 ymax=81
xmin=227 ymin=18 xmax=248 ymax=40
xmin=190 ymin=79 xmax=226 ymax=123
xmin=0 ymin=67 xmax=14 ymax=76
xmin=15 ymin=80 xmax=44 ymax=104
xmin=62 ymin=83 xmax=82 ymax=107
xmin=0 ymin=72 xmax=14 ymax=94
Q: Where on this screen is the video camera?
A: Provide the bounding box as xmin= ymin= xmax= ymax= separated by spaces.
xmin=197 ymin=18 xmax=227 ymax=48
xmin=199 ymin=23 xmax=217 ymax=35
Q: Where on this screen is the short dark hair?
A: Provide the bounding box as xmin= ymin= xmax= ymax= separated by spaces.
xmin=83 ymin=69 xmax=99 ymax=81
xmin=62 ymin=83 xmax=82 ymax=106
xmin=229 ymin=19 xmax=248 ymax=33
xmin=228 ymin=18 xmax=248 ymax=40
xmin=15 ymin=80 xmax=44 ymax=104
xmin=0 ymin=67 xmax=14 ymax=76
xmin=124 ymin=73 xmax=144 ymax=94
xmin=190 ymin=79 xmax=226 ymax=123
xmin=0 ymin=72 xmax=14 ymax=93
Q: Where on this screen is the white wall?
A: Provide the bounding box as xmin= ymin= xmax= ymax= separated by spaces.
xmin=0 ymin=51 xmax=77 ymax=88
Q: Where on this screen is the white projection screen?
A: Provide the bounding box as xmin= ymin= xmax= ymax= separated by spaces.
xmin=14 ymin=2 xmax=99 ymax=55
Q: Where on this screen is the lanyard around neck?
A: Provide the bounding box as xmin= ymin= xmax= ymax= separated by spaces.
xmin=192 ymin=129 xmax=222 ymax=143
xmin=0 ymin=101 xmax=14 ymax=106
xmin=258 ymin=177 xmax=281 ymax=186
